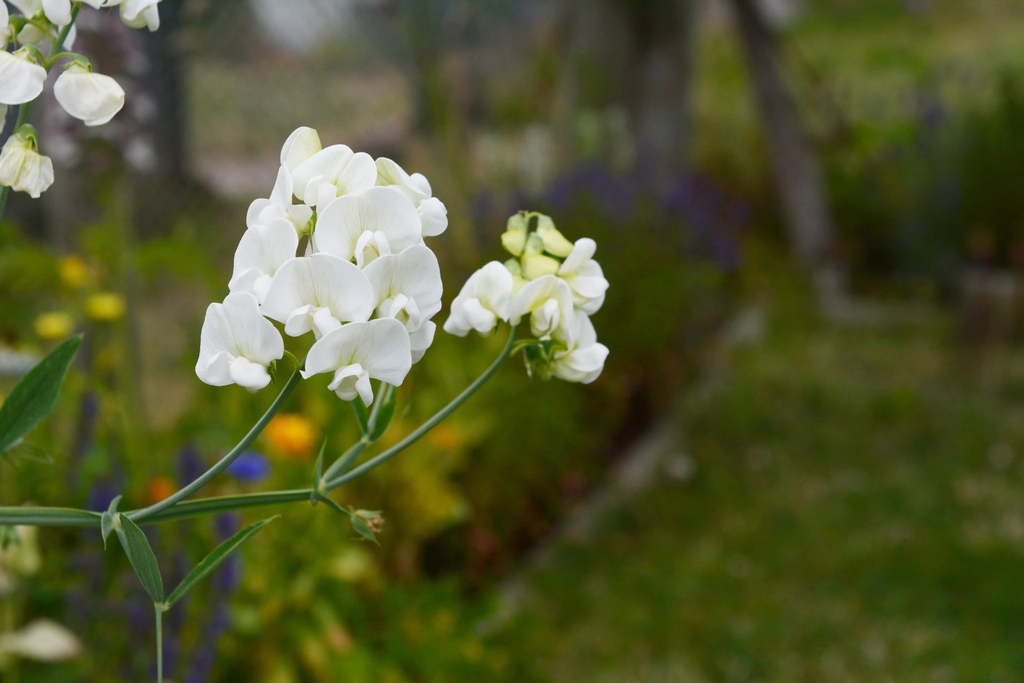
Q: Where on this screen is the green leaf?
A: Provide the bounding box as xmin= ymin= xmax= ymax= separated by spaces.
xmin=350 ymin=515 xmax=378 ymax=544
xmin=100 ymin=495 xmax=122 ymax=549
xmin=0 ymin=335 xmax=82 ymax=455
xmin=368 ymin=386 xmax=397 ymax=443
xmin=350 ymin=399 xmax=369 ymax=435
xmin=115 ymin=514 xmax=164 ymax=604
xmin=165 ymin=515 xmax=278 ymax=608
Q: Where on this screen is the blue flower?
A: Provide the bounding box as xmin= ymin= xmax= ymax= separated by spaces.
xmin=225 ymin=450 xmax=271 ymax=483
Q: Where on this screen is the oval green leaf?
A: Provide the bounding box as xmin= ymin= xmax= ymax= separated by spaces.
xmin=115 ymin=514 xmax=164 ymax=604
xmin=0 ymin=335 xmax=82 ymax=455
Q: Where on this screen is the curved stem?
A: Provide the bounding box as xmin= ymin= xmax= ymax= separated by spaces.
xmin=128 ymin=363 xmax=304 ymax=523
xmin=325 ymin=325 xmax=518 ymax=491
xmin=140 ymin=489 xmax=313 ymax=525
xmin=320 ymin=439 xmax=367 ymax=485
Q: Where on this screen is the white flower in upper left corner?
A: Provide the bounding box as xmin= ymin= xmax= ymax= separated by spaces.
xmin=196 ymin=292 xmax=284 ymax=392
xmin=53 ymin=64 xmax=125 ymax=126
xmin=376 ymin=157 xmax=448 ymax=237
xmin=363 ymin=244 xmax=443 ymax=362
xmin=228 ymin=217 xmax=299 ymax=304
xmin=443 ymin=261 xmax=514 ymax=337
xmin=260 ymin=253 xmax=375 ymax=338
xmin=303 ymin=318 xmax=413 ymax=406
xmin=0 ymin=620 xmax=82 ymax=662
xmin=0 ymin=132 xmax=53 ymax=198
xmin=509 ymin=274 xmax=575 ymax=340
xmin=0 ymin=49 xmax=46 ymax=105
xmin=314 ymin=187 xmax=423 ymax=268
xmin=549 ymin=312 xmax=608 ymax=384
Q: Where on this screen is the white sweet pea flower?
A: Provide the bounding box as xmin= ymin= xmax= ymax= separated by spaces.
xmin=443 ymin=261 xmax=514 ymax=337
xmin=196 ymin=292 xmax=284 ymax=392
xmin=303 ymin=318 xmax=413 ymax=406
xmin=0 ymin=129 xmax=53 ymax=198
xmin=376 ymin=157 xmax=448 ymax=237
xmin=509 ymin=274 xmax=575 ymax=340
xmin=557 ymin=238 xmax=609 ymax=315
xmin=53 ymin=63 xmax=125 ymax=126
xmin=120 ymin=0 xmax=160 ymax=31
xmin=549 ymin=312 xmax=608 ymax=384
xmin=246 ymin=165 xmax=313 ymax=235
xmin=228 ymin=217 xmax=299 ymax=304
xmin=280 ymin=125 xmax=321 ymax=171
xmin=260 ymin=253 xmax=375 ymax=338
xmin=290 ymin=143 xmax=376 ymax=212
xmin=0 ymin=48 xmax=46 ymax=105
xmin=0 ymin=620 xmax=82 ymax=662
xmin=363 ymin=244 xmax=443 ymax=362
xmin=0 ymin=3 xmax=12 ymax=45
xmin=313 ymin=186 xmax=423 ymax=268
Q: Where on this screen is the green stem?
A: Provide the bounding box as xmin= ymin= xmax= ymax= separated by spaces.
xmin=155 ymin=606 xmax=163 ymax=683
xmin=0 ymin=4 xmax=80 ymax=224
xmin=140 ymin=489 xmax=313 ymax=524
xmin=320 ymin=439 xmax=368 ymax=485
xmin=128 ymin=363 xmax=304 ymax=523
xmin=0 ymin=506 xmax=101 ymax=528
xmin=325 ymin=325 xmax=518 ymax=490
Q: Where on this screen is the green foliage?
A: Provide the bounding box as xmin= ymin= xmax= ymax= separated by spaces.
xmin=165 ymin=515 xmax=278 ymax=608
xmin=0 ymin=334 xmax=81 ymax=456
xmin=115 ymin=514 xmax=164 ymax=604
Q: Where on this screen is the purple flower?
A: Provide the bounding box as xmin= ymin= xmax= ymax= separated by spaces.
xmin=225 ymin=450 xmax=271 ymax=483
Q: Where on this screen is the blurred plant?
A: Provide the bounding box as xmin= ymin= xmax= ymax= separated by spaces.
xmin=0 ymin=123 xmax=610 ymax=680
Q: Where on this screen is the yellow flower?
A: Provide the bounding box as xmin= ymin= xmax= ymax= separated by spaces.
xmin=33 ymin=311 xmax=74 ymax=340
xmin=85 ymin=292 xmax=125 ymax=322
xmin=264 ymin=414 xmax=318 ymax=459
xmin=57 ymin=255 xmax=88 ymax=288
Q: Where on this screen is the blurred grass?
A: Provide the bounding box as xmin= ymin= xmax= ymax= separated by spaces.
xmin=502 ymin=295 xmax=1024 ymax=682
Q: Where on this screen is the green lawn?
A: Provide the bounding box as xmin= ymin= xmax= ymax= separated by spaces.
xmin=501 ymin=301 xmax=1024 ymax=682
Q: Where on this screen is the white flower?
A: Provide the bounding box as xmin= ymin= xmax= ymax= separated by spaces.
xmin=363 ymin=244 xmax=443 ymax=362
xmin=303 ymin=318 xmax=412 ymax=406
xmin=196 ymin=292 xmax=284 ymax=392
xmin=280 ymin=125 xmax=321 ymax=171
xmin=0 ymin=526 xmax=40 ymax=577
xmin=443 ymin=261 xmax=513 ymax=337
xmin=0 ymin=620 xmax=82 ymax=662
xmin=549 ymin=312 xmax=608 ymax=384
xmin=375 ymin=157 xmax=448 ymax=236
xmin=313 ymin=186 xmax=423 ymax=268
xmin=290 ymin=143 xmax=376 ymax=212
xmin=557 ymin=238 xmax=608 ymax=315
xmin=0 ymin=3 xmax=12 ymax=45
xmin=228 ymin=217 xmax=299 ymax=304
xmin=53 ymin=63 xmax=125 ymax=126
xmin=260 ymin=253 xmax=375 ymax=338
xmin=120 ymin=0 xmax=160 ymax=31
xmin=246 ymin=165 xmax=314 ymax=235
xmin=0 ymin=133 xmax=53 ymax=198
xmin=0 ymin=49 xmax=46 ymax=105
xmin=508 ymin=274 xmax=575 ymax=340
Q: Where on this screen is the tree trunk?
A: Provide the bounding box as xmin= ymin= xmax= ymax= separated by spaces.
xmin=730 ymin=0 xmax=844 ymax=294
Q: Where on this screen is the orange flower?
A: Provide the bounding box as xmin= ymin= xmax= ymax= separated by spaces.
xmin=265 ymin=414 xmax=319 ymax=459
xmin=146 ymin=477 xmax=176 ymax=505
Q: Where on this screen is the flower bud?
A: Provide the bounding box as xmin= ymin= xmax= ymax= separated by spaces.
xmin=536 ymin=214 xmax=575 ymax=257
xmin=501 ymin=213 xmax=528 ymax=256
xmin=53 ymin=63 xmax=125 ymax=126
xmin=120 ymin=0 xmax=161 ymax=31
xmin=0 ymin=128 xmax=53 ymax=198
xmin=0 ymin=48 xmax=46 ymax=105
xmin=522 ymin=253 xmax=561 ymax=280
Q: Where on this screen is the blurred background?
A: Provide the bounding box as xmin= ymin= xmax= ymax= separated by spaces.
xmin=4 ymin=0 xmax=1024 ymax=680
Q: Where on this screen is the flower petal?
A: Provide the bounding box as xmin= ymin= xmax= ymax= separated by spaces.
xmin=362 ymin=244 xmax=443 ymax=322
xmin=280 ymin=126 xmax=321 ymax=170
xmin=228 ymin=217 xmax=299 ymax=302
xmin=314 ymin=186 xmax=423 ymax=264
xmin=0 ymin=51 xmax=46 ymax=105
xmin=304 ymin=318 xmax=412 ymax=388
xmin=260 ymin=253 xmax=375 ymax=335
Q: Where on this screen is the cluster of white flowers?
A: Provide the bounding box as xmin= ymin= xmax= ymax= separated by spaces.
xmin=196 ymin=127 xmax=449 ymax=406
xmin=0 ymin=0 xmax=161 ymax=197
xmin=444 ymin=212 xmax=610 ymax=384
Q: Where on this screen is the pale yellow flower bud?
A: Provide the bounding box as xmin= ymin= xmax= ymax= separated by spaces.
xmin=535 ymin=214 xmax=574 ymax=257
xmin=85 ymin=292 xmax=126 ymax=322
xmin=33 ymin=312 xmax=74 ymax=340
